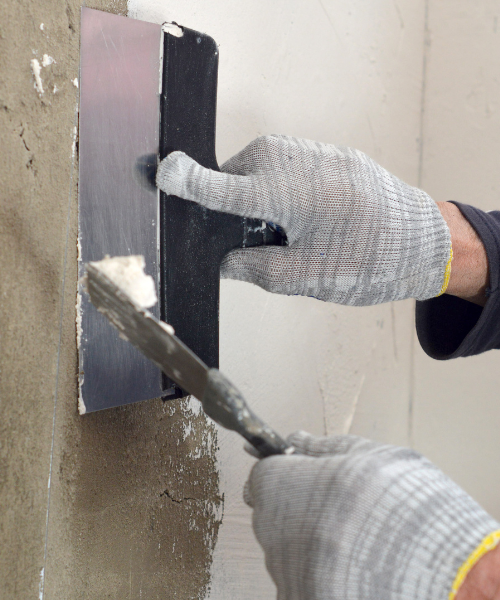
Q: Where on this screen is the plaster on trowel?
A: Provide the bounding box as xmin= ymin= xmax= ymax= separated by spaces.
xmin=78 ymin=9 xmax=286 ymax=413
xmin=84 ymin=256 xmax=294 ymax=458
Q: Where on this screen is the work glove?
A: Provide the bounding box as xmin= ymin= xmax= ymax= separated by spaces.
xmin=156 ymin=135 xmax=452 ymax=306
xmin=244 ymin=431 xmax=500 ymax=600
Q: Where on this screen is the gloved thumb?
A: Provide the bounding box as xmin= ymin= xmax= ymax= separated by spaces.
xmin=156 ymin=151 xmax=273 ymax=221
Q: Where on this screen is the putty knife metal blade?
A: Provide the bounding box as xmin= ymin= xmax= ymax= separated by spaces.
xmin=84 ymin=258 xmax=294 ymax=457
xmin=85 ymin=260 xmax=208 ymax=400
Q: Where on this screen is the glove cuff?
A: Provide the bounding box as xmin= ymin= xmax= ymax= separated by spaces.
xmin=385 ymin=460 xmax=500 ymax=600
xmin=449 ymin=530 xmax=500 ymax=599
xmin=404 ymin=188 xmax=452 ymax=302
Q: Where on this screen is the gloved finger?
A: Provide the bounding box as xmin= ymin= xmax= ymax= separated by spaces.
xmin=220 ymin=144 xmax=259 ymax=176
xmin=220 ymin=246 xmax=301 ymax=292
xmin=156 ymin=151 xmax=277 ymax=223
xmin=243 ymin=441 xmax=262 ymax=459
xmin=220 ymin=134 xmax=289 ymax=175
xmin=243 ymin=478 xmax=254 ymax=507
xmin=244 ymin=453 xmax=332 ymax=514
xmin=287 ymin=430 xmax=381 ymax=457
xmin=243 ymin=455 xmax=297 ymax=509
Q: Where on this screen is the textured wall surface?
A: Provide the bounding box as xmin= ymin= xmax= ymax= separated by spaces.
xmin=0 ymin=2 xmax=222 ymax=599
xmin=2 ymin=0 xmax=499 ymax=599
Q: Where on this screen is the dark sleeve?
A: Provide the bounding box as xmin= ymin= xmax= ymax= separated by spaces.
xmin=415 ymin=201 xmax=500 ymax=360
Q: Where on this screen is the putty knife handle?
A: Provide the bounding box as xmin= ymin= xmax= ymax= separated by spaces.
xmin=201 ymin=369 xmax=295 ymax=458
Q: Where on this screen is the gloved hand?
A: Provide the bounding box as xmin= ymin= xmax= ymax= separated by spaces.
xmin=244 ymin=431 xmax=500 ymax=600
xmin=156 ymin=135 xmax=452 ymax=306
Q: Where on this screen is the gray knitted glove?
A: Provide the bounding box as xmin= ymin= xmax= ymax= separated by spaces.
xmin=156 ymin=135 xmax=452 ymax=306
xmin=244 ymin=431 xmax=500 ymax=600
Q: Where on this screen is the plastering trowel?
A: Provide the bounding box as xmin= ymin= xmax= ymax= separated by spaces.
xmin=78 ymin=8 xmax=286 ymax=413
xmin=83 ymin=256 xmax=294 ymax=458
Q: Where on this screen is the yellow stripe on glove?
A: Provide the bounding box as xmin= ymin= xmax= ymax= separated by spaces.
xmin=449 ymin=529 xmax=500 ymax=599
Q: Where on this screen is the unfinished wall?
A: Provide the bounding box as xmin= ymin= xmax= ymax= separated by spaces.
xmin=0 ymin=1 xmax=222 ymax=599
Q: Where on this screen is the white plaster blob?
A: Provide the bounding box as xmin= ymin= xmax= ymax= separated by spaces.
xmin=31 ymin=54 xmax=55 ymax=97
xmin=76 ymin=291 xmax=82 ymax=348
xmin=162 ymin=22 xmax=184 ymax=37
xmin=72 ymin=77 xmax=79 ymax=88
xmin=159 ymin=321 xmax=175 ymax=335
xmin=76 ymin=286 xmax=85 ymax=413
xmin=75 ymin=237 xmax=87 ymax=415
xmin=41 ymin=54 xmax=55 ymax=67
xmin=40 ymin=23 xmax=44 ymax=31
xmin=77 ymin=389 xmax=86 ymax=416
xmin=76 ymin=235 xmax=83 ymax=347
xmin=38 ymin=567 xmax=44 ymax=600
xmin=88 ymin=255 xmax=157 ymax=309
xmin=71 ymin=125 xmax=77 ymax=158
xmin=30 ymin=58 xmax=43 ymax=95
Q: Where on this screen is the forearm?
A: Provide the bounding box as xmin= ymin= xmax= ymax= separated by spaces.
xmin=456 ymin=543 xmax=500 ymax=600
xmin=437 ymin=201 xmax=490 ymax=306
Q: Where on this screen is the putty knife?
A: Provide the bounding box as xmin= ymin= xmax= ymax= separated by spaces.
xmin=78 ymin=8 xmax=286 ymax=414
xmin=83 ymin=256 xmax=294 ymax=458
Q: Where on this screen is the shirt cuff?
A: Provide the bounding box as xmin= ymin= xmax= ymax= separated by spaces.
xmin=416 ymin=202 xmax=500 ymax=360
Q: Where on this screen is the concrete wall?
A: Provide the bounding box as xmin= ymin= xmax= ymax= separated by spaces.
xmin=0 ymin=2 xmax=222 ymax=599
xmin=1 ymin=0 xmax=499 ymax=598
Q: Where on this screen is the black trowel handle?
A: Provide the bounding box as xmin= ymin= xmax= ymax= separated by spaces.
xmin=201 ymin=369 xmax=296 ymax=458
xmin=159 ymin=26 xmax=288 ymax=400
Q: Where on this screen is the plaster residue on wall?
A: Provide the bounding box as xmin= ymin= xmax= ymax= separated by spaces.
xmin=58 ymin=396 xmax=223 ymax=599
xmin=30 ymin=58 xmax=44 ymax=95
xmin=30 ymin=53 xmax=56 ymax=97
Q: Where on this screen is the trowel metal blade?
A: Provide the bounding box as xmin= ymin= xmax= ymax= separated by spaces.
xmin=78 ymin=8 xmax=164 ymax=413
xmin=78 ymin=8 xmax=287 ymax=414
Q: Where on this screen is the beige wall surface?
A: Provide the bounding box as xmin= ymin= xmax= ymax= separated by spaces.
xmin=0 ymin=2 xmax=222 ymax=599
xmin=413 ymin=0 xmax=500 ymax=520
xmin=1 ymin=0 xmax=499 ymax=599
